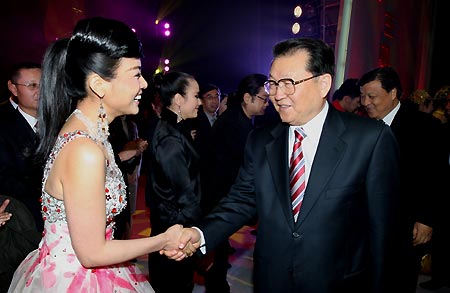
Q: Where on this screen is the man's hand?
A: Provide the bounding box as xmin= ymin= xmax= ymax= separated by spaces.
xmin=0 ymin=199 xmax=11 ymax=227
xmin=160 ymin=227 xmax=201 ymax=261
xmin=179 ymin=228 xmax=201 ymax=256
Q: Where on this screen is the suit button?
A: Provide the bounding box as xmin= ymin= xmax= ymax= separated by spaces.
xmin=292 ymin=232 xmax=300 ymax=238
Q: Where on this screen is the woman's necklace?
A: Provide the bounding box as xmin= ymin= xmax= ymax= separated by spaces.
xmin=70 ymin=109 xmax=117 ymax=161
xmin=71 ymin=109 xmax=109 ymax=145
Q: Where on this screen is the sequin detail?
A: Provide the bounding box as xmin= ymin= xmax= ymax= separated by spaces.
xmin=40 ymin=131 xmax=127 ymax=231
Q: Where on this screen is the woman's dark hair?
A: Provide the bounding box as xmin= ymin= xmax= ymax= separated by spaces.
xmin=36 ymin=17 xmax=143 ymax=162
xmin=232 ymin=73 xmax=267 ymax=107
xmin=153 ymin=71 xmax=195 ymax=108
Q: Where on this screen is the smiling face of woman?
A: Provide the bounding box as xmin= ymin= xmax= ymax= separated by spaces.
xmin=103 ymin=57 xmax=148 ymax=119
xmin=179 ymin=78 xmax=201 ymax=119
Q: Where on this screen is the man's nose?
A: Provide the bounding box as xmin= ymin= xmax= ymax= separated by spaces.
xmin=360 ymin=96 xmax=368 ymax=106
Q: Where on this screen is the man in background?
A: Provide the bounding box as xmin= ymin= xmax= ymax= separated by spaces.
xmin=0 ymin=62 xmax=43 ymax=232
xmin=331 ymin=78 xmax=361 ymax=114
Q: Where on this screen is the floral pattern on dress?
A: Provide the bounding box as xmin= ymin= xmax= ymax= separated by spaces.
xmin=8 ymin=131 xmax=153 ymax=292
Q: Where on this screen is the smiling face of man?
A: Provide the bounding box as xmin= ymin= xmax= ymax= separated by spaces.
xmin=268 ymin=50 xmax=330 ymax=126
xmin=360 ymin=79 xmax=398 ymax=120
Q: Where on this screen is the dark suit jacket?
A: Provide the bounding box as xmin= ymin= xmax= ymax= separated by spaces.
xmin=109 ymin=116 xmax=140 ymax=175
xmin=200 ymin=106 xmax=401 ymax=293
xmin=0 ymin=99 xmax=16 ymax=117
xmin=189 ymin=107 xmax=216 ymax=214
xmin=0 ymin=109 xmax=43 ymax=231
xmin=206 ymin=104 xmax=253 ymax=212
xmin=390 ymin=103 xmax=444 ymax=228
xmin=148 ymin=108 xmax=202 ymax=234
xmin=193 ymin=107 xmax=214 ymax=158
xmin=0 ymin=195 xmax=40 ymax=273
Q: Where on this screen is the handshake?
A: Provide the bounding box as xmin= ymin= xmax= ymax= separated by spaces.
xmin=159 ymin=225 xmax=202 ymax=261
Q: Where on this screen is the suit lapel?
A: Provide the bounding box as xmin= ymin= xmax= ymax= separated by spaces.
xmin=14 ymin=110 xmax=36 ymax=140
xmin=296 ymin=107 xmax=347 ymax=227
xmin=265 ymin=124 xmax=295 ymax=228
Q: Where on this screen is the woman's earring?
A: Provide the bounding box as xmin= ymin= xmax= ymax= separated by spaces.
xmin=97 ymin=99 xmax=110 ymax=141
xmin=177 ymin=105 xmax=184 ymax=123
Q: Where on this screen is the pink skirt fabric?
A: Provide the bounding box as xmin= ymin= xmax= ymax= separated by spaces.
xmin=8 ymin=223 xmax=153 ymax=292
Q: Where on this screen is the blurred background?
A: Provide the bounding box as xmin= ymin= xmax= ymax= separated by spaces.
xmin=0 ymin=0 xmax=448 ymax=100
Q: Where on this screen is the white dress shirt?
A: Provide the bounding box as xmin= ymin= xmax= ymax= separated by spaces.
xmin=289 ymin=102 xmax=328 ymax=187
xmin=381 ymin=101 xmax=401 ymax=126
xmin=10 ymin=97 xmax=18 ymax=109
xmin=17 ymin=106 xmax=38 ymax=133
xmin=204 ymin=111 xmax=217 ymax=126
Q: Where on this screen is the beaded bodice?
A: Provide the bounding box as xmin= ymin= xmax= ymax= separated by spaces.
xmin=41 ymin=111 xmax=127 ymax=231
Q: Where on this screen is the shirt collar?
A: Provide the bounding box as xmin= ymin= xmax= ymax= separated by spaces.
xmin=17 ymin=106 xmax=37 ymax=131
xmin=204 ymin=111 xmax=217 ymax=125
xmin=290 ymin=102 xmax=328 ymax=140
xmin=382 ymin=101 xmax=401 ymax=126
xmin=10 ymin=97 xmax=18 ymax=109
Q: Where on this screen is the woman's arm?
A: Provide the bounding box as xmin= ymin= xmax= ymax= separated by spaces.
xmin=59 ymin=138 xmax=181 ymax=268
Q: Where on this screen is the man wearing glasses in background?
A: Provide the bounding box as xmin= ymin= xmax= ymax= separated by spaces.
xmin=170 ymin=38 xmax=401 ymax=293
xmin=0 ymin=62 xmax=43 ymax=232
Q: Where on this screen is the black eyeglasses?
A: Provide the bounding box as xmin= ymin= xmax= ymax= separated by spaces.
xmin=254 ymin=95 xmax=269 ymax=103
xmin=264 ymin=74 xmax=322 ymax=96
xmin=13 ymin=82 xmax=40 ymax=91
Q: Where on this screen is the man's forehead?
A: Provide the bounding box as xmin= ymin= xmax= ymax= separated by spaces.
xmin=203 ymin=89 xmax=219 ymax=97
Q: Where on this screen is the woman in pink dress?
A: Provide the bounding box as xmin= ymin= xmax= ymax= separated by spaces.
xmin=8 ymin=17 xmax=191 ymax=292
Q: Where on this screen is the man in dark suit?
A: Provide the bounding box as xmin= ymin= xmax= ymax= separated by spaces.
xmin=191 ymin=84 xmax=221 ymax=214
xmin=359 ymin=66 xmax=447 ymax=292
xmin=202 ymin=74 xmax=268 ymax=292
xmin=0 ymin=62 xmax=43 ymax=232
xmin=171 ymin=38 xmax=401 ymax=293
xmin=0 ymin=96 xmax=18 ymax=116
xmin=109 ymin=115 xmax=148 ymax=240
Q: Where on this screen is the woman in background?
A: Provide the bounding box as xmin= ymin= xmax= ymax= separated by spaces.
xmin=147 ymin=71 xmax=202 ymax=293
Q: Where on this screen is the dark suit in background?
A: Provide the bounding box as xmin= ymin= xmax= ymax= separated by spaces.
xmin=359 ymin=66 xmax=446 ymax=292
xmin=193 ymin=107 xmax=214 ymax=160
xmin=390 ymin=103 xmax=445 ymax=292
xmin=0 ymin=99 xmax=16 ymax=117
xmin=191 ymin=107 xmax=215 ymax=211
xmin=0 ymin=195 xmax=40 ymax=293
xmin=0 ymin=109 xmax=43 ymax=232
xmin=208 ymin=105 xmax=253 ymax=211
xmin=108 ymin=116 xmax=141 ymax=240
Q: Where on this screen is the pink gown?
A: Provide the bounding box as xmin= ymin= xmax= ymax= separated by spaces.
xmin=8 ymin=130 xmax=154 ymax=292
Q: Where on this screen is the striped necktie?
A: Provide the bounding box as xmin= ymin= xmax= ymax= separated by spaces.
xmin=290 ymin=128 xmax=306 ymax=222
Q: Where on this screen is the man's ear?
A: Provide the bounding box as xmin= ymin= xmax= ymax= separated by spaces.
xmin=390 ymin=88 xmax=397 ymax=101
xmin=318 ymin=74 xmax=332 ymax=98
xmin=243 ymin=92 xmax=252 ymax=104
xmin=7 ymin=80 xmax=18 ymax=97
xmin=88 ymin=74 xmax=106 ymax=99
